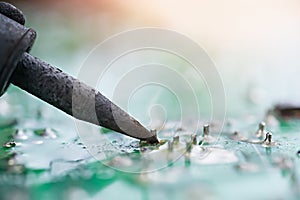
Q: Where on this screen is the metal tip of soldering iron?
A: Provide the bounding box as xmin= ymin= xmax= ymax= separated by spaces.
xmin=111 ymin=111 xmax=159 ymax=144
xmin=11 ymin=53 xmax=159 ymax=144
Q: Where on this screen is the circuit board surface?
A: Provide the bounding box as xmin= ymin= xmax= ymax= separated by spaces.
xmin=1 ymin=87 xmax=300 ymax=200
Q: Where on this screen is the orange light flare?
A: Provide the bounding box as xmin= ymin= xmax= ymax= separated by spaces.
xmin=8 ymin=0 xmax=300 ymax=108
xmin=15 ymin=0 xmax=300 ymax=67
xmin=39 ymin=0 xmax=300 ymax=50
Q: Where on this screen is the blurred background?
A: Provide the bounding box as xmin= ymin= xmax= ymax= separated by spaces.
xmin=5 ymin=0 xmax=300 ymax=120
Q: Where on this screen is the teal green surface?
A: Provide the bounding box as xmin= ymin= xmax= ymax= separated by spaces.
xmin=0 ymin=87 xmax=300 ymax=200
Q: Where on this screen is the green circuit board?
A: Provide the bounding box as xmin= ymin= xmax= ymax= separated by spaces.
xmin=1 ymin=87 xmax=300 ymax=200
xmin=2 ymin=1 xmax=300 ymax=199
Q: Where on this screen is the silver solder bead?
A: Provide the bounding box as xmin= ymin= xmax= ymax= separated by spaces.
xmin=168 ymin=140 xmax=173 ymax=152
xmin=203 ymin=124 xmax=209 ymax=137
xmin=259 ymin=121 xmax=266 ymax=131
xmin=264 ymin=132 xmax=272 ymax=145
xmin=256 ymin=121 xmax=266 ymax=138
xmin=173 ymin=135 xmax=179 ymax=144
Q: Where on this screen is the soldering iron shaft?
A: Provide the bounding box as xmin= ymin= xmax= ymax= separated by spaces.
xmin=0 ymin=2 xmax=157 ymax=143
xmin=11 ymin=52 xmax=158 ymax=143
